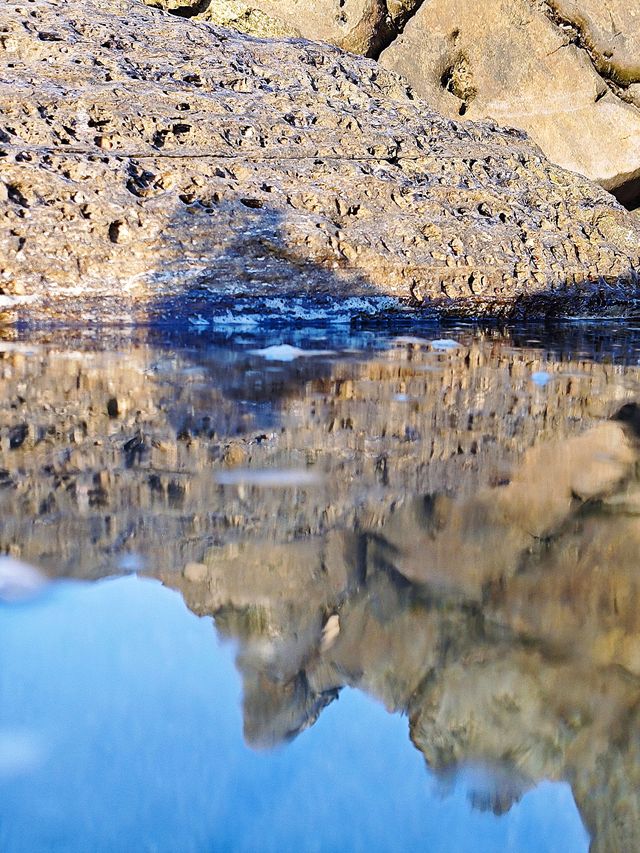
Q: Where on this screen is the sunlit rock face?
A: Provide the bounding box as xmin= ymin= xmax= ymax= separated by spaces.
xmin=145 ymin=0 xmax=424 ymax=57
xmin=1 ymin=0 xmax=640 ymax=320
xmin=379 ymin=0 xmax=640 ymax=202
xmin=151 ymin=0 xmax=640 ymax=201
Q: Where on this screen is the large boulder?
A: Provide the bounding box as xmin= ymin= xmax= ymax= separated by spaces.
xmin=1 ymin=0 xmax=639 ymax=321
xmin=379 ymin=0 xmax=640 ymax=202
xmin=549 ymin=0 xmax=640 ymax=88
xmin=151 ymin=0 xmax=640 ymax=199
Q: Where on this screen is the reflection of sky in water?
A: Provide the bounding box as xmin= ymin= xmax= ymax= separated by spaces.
xmin=0 ymin=577 xmax=588 ymax=852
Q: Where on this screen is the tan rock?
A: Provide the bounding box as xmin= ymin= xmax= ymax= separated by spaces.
xmin=183 ymin=561 xmax=209 ymax=582
xmin=549 ymin=0 xmax=640 ymax=87
xmin=145 ymin=0 xmax=640 ymax=198
xmin=1 ymin=0 xmax=640 ymax=321
xmin=379 ymin=0 xmax=640 ymax=197
xmin=184 ymin=0 xmax=298 ymax=38
xmin=144 ymin=0 xmax=423 ymax=57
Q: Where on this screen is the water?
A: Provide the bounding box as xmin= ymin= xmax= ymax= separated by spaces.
xmin=1 ymin=319 xmax=640 ymax=851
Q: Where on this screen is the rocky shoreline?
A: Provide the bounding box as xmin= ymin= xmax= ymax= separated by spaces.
xmin=1 ymin=0 xmax=639 ymax=321
xmin=3 ymin=7 xmax=640 ymax=850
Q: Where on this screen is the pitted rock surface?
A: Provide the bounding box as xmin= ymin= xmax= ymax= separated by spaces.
xmin=1 ymin=0 xmax=640 ymax=320
xmin=144 ymin=0 xmax=423 ymax=57
xmin=379 ymin=0 xmax=640 ymax=199
xmin=153 ymin=0 xmax=640 ymax=198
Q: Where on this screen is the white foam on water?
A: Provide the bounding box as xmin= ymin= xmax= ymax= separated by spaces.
xmin=211 ymin=311 xmax=259 ymax=328
xmin=188 ymin=314 xmax=210 ymax=327
xmin=0 ymin=556 xmax=47 ymax=603
xmin=430 ymin=339 xmax=461 ymax=351
xmin=249 ymin=344 xmax=335 ymax=362
xmin=212 ymin=296 xmax=406 ymax=328
xmin=251 ymin=298 xmax=337 ymax=323
xmin=393 ymin=336 xmax=431 ymax=346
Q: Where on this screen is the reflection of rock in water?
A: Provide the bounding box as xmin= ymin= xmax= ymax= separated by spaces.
xmin=437 ymin=762 xmax=534 ymax=816
xmin=166 ymin=416 xmax=640 ymax=853
xmin=0 ymin=330 xmax=639 ymax=577
xmin=3 ymin=330 xmax=640 ymax=849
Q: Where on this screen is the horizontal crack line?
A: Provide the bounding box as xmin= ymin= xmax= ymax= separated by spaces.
xmin=0 ymin=143 xmax=493 ymax=164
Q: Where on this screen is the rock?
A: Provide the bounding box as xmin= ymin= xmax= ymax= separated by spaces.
xmin=361 ymin=418 xmax=637 ymax=600
xmin=319 ymin=613 xmax=340 ymax=651
xmin=143 ymin=0 xmax=422 ymax=57
xmin=379 ymin=0 xmax=640 ymax=200
xmin=158 ymin=0 xmax=640 ymax=200
xmin=183 ymin=561 xmax=209 ymax=582
xmin=1 ymin=0 xmax=640 ymax=319
xmin=573 ymin=703 xmax=640 ymax=853
xmin=221 ymin=442 xmax=248 ymax=468
xmin=154 ymin=0 xmax=299 ymax=38
xmin=549 ymin=0 xmax=640 ymax=88
xmin=163 ymin=434 xmax=640 ymax=848
xmin=145 ymin=0 xmax=640 ymax=199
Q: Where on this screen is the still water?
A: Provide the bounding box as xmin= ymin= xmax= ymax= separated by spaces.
xmin=1 ymin=319 xmax=640 ymax=852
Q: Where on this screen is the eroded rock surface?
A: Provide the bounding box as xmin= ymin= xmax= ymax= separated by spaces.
xmin=144 ymin=0 xmax=423 ymax=57
xmin=379 ymin=0 xmax=640 ymax=201
xmin=1 ymin=0 xmax=639 ymax=320
xmin=158 ymin=0 xmax=640 ymax=200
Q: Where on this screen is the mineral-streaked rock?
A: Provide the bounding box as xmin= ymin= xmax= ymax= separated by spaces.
xmin=1 ymin=0 xmax=639 ymax=320
xmin=548 ymin=0 xmax=640 ymax=89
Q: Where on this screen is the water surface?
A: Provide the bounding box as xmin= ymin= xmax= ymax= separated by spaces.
xmin=2 ymin=319 xmax=640 ymax=851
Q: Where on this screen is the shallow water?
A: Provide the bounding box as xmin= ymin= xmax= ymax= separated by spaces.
xmin=2 ymin=319 xmax=640 ymax=852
